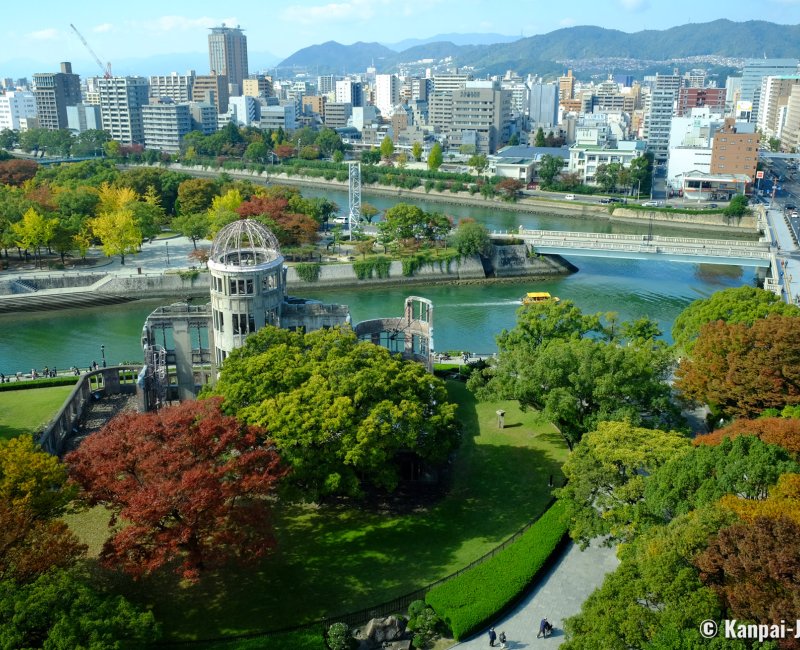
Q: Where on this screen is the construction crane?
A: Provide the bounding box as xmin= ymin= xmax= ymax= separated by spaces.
xmin=69 ymin=23 xmax=112 ymax=78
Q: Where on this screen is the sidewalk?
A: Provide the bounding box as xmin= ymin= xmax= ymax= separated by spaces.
xmin=452 ymin=540 xmax=619 ymax=649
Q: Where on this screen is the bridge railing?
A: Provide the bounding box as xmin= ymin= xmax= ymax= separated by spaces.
xmin=527 ymin=238 xmax=772 ymax=259
xmin=511 ymin=229 xmax=768 ymax=249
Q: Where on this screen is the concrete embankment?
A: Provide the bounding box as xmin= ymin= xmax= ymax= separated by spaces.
xmin=0 ymin=248 xmax=575 ymax=313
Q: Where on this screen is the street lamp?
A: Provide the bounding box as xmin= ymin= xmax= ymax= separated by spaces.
xmin=165 ymin=241 xmax=170 ymax=266
xmin=100 ymin=345 xmax=106 ymax=368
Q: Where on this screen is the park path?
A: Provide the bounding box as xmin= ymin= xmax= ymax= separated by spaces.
xmin=451 ymin=540 xmax=619 ymax=649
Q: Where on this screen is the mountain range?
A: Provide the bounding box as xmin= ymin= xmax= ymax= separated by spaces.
xmin=277 ymin=20 xmax=800 ymax=76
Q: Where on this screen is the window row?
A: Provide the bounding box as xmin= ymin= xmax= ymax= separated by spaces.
xmin=211 ymin=274 xmax=280 ymax=295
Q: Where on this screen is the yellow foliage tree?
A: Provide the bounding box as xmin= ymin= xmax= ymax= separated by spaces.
xmin=89 ymin=208 xmax=141 ymax=265
xmin=96 ymin=183 xmax=138 ymax=216
xmin=12 ymin=207 xmax=57 ymax=268
xmin=719 ymin=473 xmax=800 ymax=526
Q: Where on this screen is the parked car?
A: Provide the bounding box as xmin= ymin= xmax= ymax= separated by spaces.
xmin=642 ymin=200 xmax=660 ymax=207
xmin=608 ymin=197 xmax=623 ymax=203
xmin=599 ymin=198 xmax=611 ymax=204
xmin=564 ymin=194 xmax=576 ymax=200
xmin=708 ymin=203 xmax=718 ymax=208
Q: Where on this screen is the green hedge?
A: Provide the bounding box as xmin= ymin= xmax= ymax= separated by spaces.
xmin=294 ymin=262 xmax=321 ymax=283
xmin=0 ymin=377 xmax=79 ymax=392
xmin=352 ymin=256 xmax=391 ymax=280
xmin=425 ymin=500 xmax=569 ymax=641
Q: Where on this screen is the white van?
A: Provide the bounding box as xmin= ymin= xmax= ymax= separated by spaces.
xmin=564 ymin=194 xmax=576 ymax=201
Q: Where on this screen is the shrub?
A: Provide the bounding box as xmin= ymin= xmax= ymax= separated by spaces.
xmin=295 ymin=262 xmax=321 ymax=283
xmin=0 ymin=376 xmax=79 ymax=392
xmin=353 ymin=256 xmax=392 ymax=280
xmin=407 ymin=600 xmax=442 ymax=649
xmin=426 ymin=500 xmax=568 ymax=640
xmin=327 ymin=622 xmax=355 ymax=650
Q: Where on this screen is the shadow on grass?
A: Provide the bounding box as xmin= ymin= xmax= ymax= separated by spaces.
xmin=90 ymin=382 xmax=568 ymax=641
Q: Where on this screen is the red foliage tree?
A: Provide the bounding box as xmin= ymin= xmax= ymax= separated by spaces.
xmin=675 ymin=314 xmax=800 ymax=418
xmin=0 ymin=159 xmax=39 ymax=186
xmin=274 ymin=144 xmax=295 ymax=160
xmin=694 ymin=516 xmax=800 ymax=643
xmin=67 ymin=398 xmax=286 ymax=581
xmin=237 ymin=196 xmax=289 ymax=220
xmin=694 ymin=417 xmax=800 ymax=458
xmin=237 ymin=197 xmax=318 ymax=246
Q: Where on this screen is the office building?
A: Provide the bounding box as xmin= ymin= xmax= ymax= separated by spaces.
xmin=676 ymin=87 xmax=726 ymax=116
xmin=149 ymin=73 xmax=195 ymax=103
xmin=243 ymin=75 xmax=273 ymax=99
xmin=32 ymin=62 xmax=81 ymax=130
xmin=433 ymin=73 xmax=472 ymax=95
xmin=66 ymin=103 xmax=102 ymax=133
xmin=559 ymin=69 xmax=575 ymax=102
xmin=528 ymin=82 xmax=559 ymax=129
xmin=323 ymin=102 xmax=351 ymax=128
xmin=710 ymin=118 xmax=758 ymax=182
xmin=450 ymin=81 xmax=511 ymax=154
xmin=228 ymin=95 xmax=260 ymax=126
xmin=335 ymin=80 xmax=363 ymax=107
xmin=644 ymin=73 xmax=682 ymax=163
xmin=317 ymin=75 xmax=336 ymax=95
xmin=0 ymin=90 xmax=37 ymax=131
xmin=259 ymin=104 xmax=296 ymax=131
xmin=97 ymin=76 xmax=149 ymax=145
xmin=189 ymin=102 xmax=218 ymax=134
xmin=302 ymin=95 xmax=326 ymax=121
xmin=756 ymin=75 xmax=800 ymax=140
xmin=208 ymin=25 xmax=248 ymax=95
xmin=740 ymin=58 xmax=799 ymax=123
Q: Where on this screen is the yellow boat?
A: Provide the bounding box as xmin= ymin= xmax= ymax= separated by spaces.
xmin=522 ymin=291 xmax=560 ymax=305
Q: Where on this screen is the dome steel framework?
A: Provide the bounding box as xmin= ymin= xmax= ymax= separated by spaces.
xmin=209 ymin=219 xmax=282 ymax=267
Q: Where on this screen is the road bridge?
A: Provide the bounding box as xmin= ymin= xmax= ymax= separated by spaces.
xmin=492 ymin=228 xmax=772 ymax=268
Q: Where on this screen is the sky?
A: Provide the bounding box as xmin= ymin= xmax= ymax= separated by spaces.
xmin=3 ymin=0 xmax=800 ymax=78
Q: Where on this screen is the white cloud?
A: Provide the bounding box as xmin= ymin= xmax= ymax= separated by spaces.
xmin=559 ymin=17 xmax=576 ymax=27
xmin=138 ymin=15 xmax=239 ymax=33
xmin=618 ymin=0 xmax=649 ymax=10
xmin=93 ymin=23 xmax=114 ymax=33
xmin=29 ymin=28 xmax=59 ymax=41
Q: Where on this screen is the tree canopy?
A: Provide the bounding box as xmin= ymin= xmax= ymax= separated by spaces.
xmin=211 ymin=326 xmax=460 ymax=500
xmin=67 ymin=398 xmax=286 ymax=581
xmin=671 ymin=286 xmax=799 ymax=355
xmin=556 ymin=421 xmax=691 ymax=548
xmin=449 ymin=218 xmax=492 ymax=257
xmin=469 ymin=300 xmax=680 ymax=448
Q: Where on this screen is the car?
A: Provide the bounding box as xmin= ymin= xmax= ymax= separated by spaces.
xmin=599 ymin=198 xmax=611 ymax=204
xmin=608 ymin=197 xmax=623 ymax=203
xmin=786 ymin=204 xmax=797 ymax=211
xmin=564 ymin=194 xmax=576 ymax=200
xmin=708 ymin=203 xmax=718 ymax=209
xmin=642 ymin=200 xmax=660 ymax=207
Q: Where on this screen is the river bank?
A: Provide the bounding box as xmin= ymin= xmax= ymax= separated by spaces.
xmin=145 ymin=163 xmax=758 ymax=234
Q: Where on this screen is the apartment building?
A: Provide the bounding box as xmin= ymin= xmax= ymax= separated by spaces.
xmin=335 ymin=80 xmax=363 ymax=107
xmin=375 ymin=74 xmax=400 ymax=117
xmin=97 ymin=76 xmax=149 ymax=145
xmin=322 ymin=102 xmax=351 ymax=129
xmin=66 ymin=103 xmax=102 ymax=133
xmin=558 ymin=69 xmax=575 ymax=102
xmin=676 ymin=87 xmax=726 ymax=116
xmin=781 ymin=85 xmax=800 ymax=152
xmin=432 ymin=73 xmax=472 ymax=95
xmin=302 ymin=95 xmax=327 ymax=121
xmin=740 ymin=58 xmax=798 ymax=123
xmin=149 ymin=73 xmax=195 ymax=103
xmin=757 ymin=75 xmax=800 ymax=140
xmin=0 ymin=90 xmax=37 ymax=131
xmin=644 ymin=73 xmax=682 ymax=163
xmin=710 ymin=118 xmax=758 ymax=182
xmin=208 ymin=26 xmax=248 ymax=95
xmin=32 ymin=62 xmax=81 ymax=130
xmin=192 ymin=74 xmax=229 ymax=114
xmin=142 ymin=100 xmax=192 ymax=153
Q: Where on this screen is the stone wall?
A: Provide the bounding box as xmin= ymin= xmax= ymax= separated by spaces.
xmin=491 ymin=245 xmax=578 ymax=277
xmin=610 ymin=207 xmax=756 ymax=230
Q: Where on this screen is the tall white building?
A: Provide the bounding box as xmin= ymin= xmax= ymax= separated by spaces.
xmin=375 ymin=74 xmax=400 ymax=117
xmin=335 ymin=80 xmax=363 ymax=107
xmin=98 ymin=76 xmax=150 ymax=145
xmin=142 ymin=101 xmax=192 ymax=153
xmin=0 ymin=90 xmax=37 ymax=131
xmin=757 ymin=75 xmax=800 ymax=140
xmin=644 ymin=73 xmax=682 ymax=163
xmin=149 ymin=73 xmax=195 ymax=103
xmin=740 ymin=58 xmax=799 ymax=123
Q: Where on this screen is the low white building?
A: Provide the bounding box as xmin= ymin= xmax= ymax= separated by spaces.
xmin=0 ymin=90 xmax=37 ymax=131
xmin=568 ymin=141 xmax=646 ymax=185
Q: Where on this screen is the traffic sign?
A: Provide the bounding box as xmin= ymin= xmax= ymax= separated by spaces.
xmin=757 ymin=170 xmax=765 ymax=179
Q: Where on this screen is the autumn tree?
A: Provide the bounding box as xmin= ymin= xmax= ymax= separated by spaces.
xmin=211 ymin=326 xmax=460 ymax=500
xmin=694 ymin=417 xmax=800 ymax=459
xmin=675 ymin=314 xmax=800 ymax=419
xmin=89 ymin=208 xmax=141 ymax=264
xmin=380 ymin=135 xmax=395 ymax=161
xmin=67 ymin=398 xmax=286 ymax=580
xmin=411 ymin=141 xmax=423 ymax=162
xmin=11 ymin=207 xmax=57 ymax=267
xmin=718 ymin=472 xmax=800 ymax=527
xmin=496 ymin=178 xmax=524 ymax=200
xmin=176 ymin=177 xmax=218 ymax=216
xmin=695 ymin=516 xmax=800 ymax=630
xmin=556 ymin=421 xmax=691 ymax=547
xmin=671 ymin=286 xmax=799 ymax=355
xmin=0 ymin=159 xmax=39 ymax=186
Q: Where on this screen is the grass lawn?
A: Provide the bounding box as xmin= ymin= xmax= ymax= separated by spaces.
xmin=0 ymin=385 xmax=74 ymax=440
xmin=67 ymin=381 xmax=568 ymax=641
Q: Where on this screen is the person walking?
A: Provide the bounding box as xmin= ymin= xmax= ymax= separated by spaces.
xmin=488 ymin=627 xmax=497 ymax=647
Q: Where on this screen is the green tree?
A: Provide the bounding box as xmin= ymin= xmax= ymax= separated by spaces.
xmin=173 ymin=212 xmax=211 ymax=249
xmin=723 ymin=194 xmax=749 ymax=217
xmin=315 ymin=128 xmax=344 ymax=158
xmin=628 ymin=151 xmax=654 ymax=196
xmin=176 ymin=177 xmax=218 ymax=216
xmin=211 ymin=326 xmax=460 ymax=500
xmin=332 ymin=149 xmax=344 ymax=163
xmin=0 ymin=568 xmax=160 ymax=648
xmin=594 ymin=162 xmax=621 ymax=193
xmin=380 ymin=135 xmax=395 ymax=161
xmin=360 ymin=202 xmax=380 ymax=224
xmin=534 ymin=127 xmax=546 ymax=147
xmin=244 ymin=140 xmax=271 ymax=163
xmin=468 ymin=154 xmax=488 ymax=175
xmin=469 ymin=301 xmax=679 ymax=449
xmin=411 ymin=141 xmax=423 ymax=161
xmin=427 ymin=142 xmax=443 ymax=171
xmin=508 ymin=132 xmax=520 ymax=146
xmin=380 ymin=203 xmax=428 ymax=244
xmin=449 ymin=218 xmax=492 ymax=256
xmin=556 ymin=421 xmax=691 ymax=548
xmin=672 ymin=286 xmax=799 ymax=355
xmin=537 ymin=154 xmax=564 ymax=186
xmin=458 ymin=144 xmax=476 ymax=155
xmin=360 ymin=148 xmax=381 ymax=165
xmin=768 ymin=136 xmax=781 ymax=152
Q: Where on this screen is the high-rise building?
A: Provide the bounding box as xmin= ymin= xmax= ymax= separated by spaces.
xmin=335 ymin=80 xmax=363 ymax=107
xmin=558 ymin=69 xmax=575 ymax=102
xmin=142 ymin=100 xmax=192 ymax=153
xmin=97 ymin=76 xmax=149 ymax=145
xmin=149 ymin=73 xmax=195 ymax=103
xmin=32 ymin=62 xmax=81 ymax=130
xmin=740 ymin=58 xmax=799 ymax=123
xmin=528 ymin=82 xmax=559 ymax=129
xmin=375 ymin=74 xmax=400 ymax=117
xmin=644 ymin=73 xmax=682 ymax=163
xmin=0 ymin=90 xmax=37 ymax=131
xmin=432 ymin=73 xmax=472 ymax=95
xmin=208 ymin=26 xmax=248 ymax=95
xmin=243 ymin=75 xmax=273 ymax=99
xmin=756 ymin=75 xmax=800 ymax=140
xmin=317 ymin=75 xmax=336 ymax=95
xmin=781 ymin=86 xmax=800 ymax=152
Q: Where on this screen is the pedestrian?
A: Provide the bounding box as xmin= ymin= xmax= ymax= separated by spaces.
xmin=537 ymin=617 xmax=552 ymax=638
xmin=488 ymin=627 xmax=497 ymax=647
xmin=498 ymin=631 xmax=507 ymax=648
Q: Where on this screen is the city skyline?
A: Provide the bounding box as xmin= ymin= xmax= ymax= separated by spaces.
xmin=2 ymin=0 xmax=800 ymax=79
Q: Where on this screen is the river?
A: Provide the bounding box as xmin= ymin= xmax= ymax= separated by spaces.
xmin=0 ymin=188 xmax=753 ymax=374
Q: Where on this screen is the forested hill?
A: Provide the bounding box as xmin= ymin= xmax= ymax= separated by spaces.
xmin=277 ymin=20 xmax=800 ymax=75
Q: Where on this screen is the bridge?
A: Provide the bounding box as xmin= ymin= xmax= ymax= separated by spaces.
xmin=492 ymin=228 xmax=773 ymax=268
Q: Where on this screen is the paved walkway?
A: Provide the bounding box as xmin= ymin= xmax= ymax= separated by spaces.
xmin=452 ymin=540 xmax=619 ymax=649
